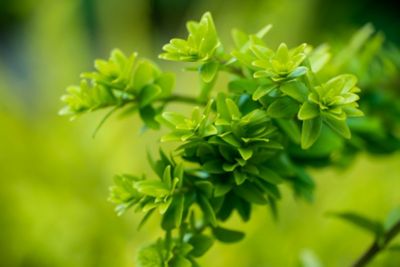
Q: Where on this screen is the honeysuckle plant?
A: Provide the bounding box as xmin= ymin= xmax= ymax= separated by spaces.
xmin=60 ymin=12 xmax=400 ymax=267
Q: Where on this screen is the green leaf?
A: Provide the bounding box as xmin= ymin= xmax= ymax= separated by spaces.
xmin=155 ymin=72 xmax=175 ymax=97
xmin=200 ymin=61 xmax=219 ymax=83
xmin=298 ymin=101 xmax=319 ymax=120
xmin=162 ymin=165 xmax=172 ymax=187
xmin=195 ymin=181 xmax=213 ymax=197
xmin=169 ymin=256 xmax=191 ymax=267
xmin=323 ymin=113 xmax=351 ymax=139
xmin=258 ymin=167 xmax=284 ymax=184
xmin=203 ymin=160 xmax=224 ymax=174
xmin=255 ymin=24 xmax=273 ymax=39
xmin=188 ymin=235 xmax=214 ymax=257
xmin=384 ymin=207 xmax=400 ymax=232
xmin=134 ymin=180 xmax=170 ymax=197
xmin=220 ymin=133 xmax=241 ymax=147
xmin=198 ymin=193 xmax=217 ymax=226
xmin=139 ymin=84 xmax=162 ymax=107
xmin=301 ymin=117 xmax=322 ymax=149
xmin=139 ymin=105 xmax=160 ymax=129
xmin=214 ymin=183 xmax=233 ymax=197
xmin=136 ymin=244 xmax=164 ymax=267
xmin=231 ymin=28 xmax=249 ymax=49
xmin=161 ymin=112 xmax=187 ymax=127
xmin=308 ymin=44 xmax=331 ymax=72
xmin=233 ymin=171 xmax=247 ymax=185
xmin=217 ymin=194 xmax=235 ymax=221
xmin=225 ymin=98 xmax=242 ymax=119
xmin=276 ymin=43 xmax=289 ymax=62
xmin=275 ymin=119 xmax=301 ymax=144
xmin=267 ymin=97 xmax=299 ymax=118
xmin=253 ymin=84 xmax=277 ymax=101
xmin=134 ymin=60 xmax=156 ymax=90
xmin=212 ymin=227 xmax=245 ymax=243
xmin=238 ymin=147 xmax=253 ymax=160
xmin=235 ymin=197 xmax=251 ymax=222
xmin=287 ymin=66 xmax=307 ymax=79
xmin=161 ymin=204 xmax=177 ymax=230
xmin=216 ymin=93 xmax=230 ymax=121
xmin=174 ymin=195 xmax=185 ymax=228
xmin=234 ymin=182 xmax=267 ymax=204
xmin=328 ymin=212 xmax=384 ymax=237
xmin=279 ymin=80 xmax=308 ymax=102
xmin=228 ymin=79 xmax=258 ymax=94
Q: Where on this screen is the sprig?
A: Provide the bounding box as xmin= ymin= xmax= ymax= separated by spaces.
xmin=60 ymin=11 xmax=400 ymax=267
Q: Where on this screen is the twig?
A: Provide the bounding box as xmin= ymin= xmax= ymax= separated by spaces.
xmin=353 ymin=220 xmax=400 ymax=267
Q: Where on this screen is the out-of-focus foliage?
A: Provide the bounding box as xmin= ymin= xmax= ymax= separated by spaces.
xmin=1 ymin=0 xmax=400 ymax=267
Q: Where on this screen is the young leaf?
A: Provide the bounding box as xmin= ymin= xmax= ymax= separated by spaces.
xmin=235 ymin=197 xmax=252 ymax=222
xmin=134 ymin=60 xmax=156 ymax=90
xmin=139 ymin=84 xmax=162 ymax=107
xmin=267 ymin=97 xmax=299 ymax=118
xmin=200 ymin=61 xmax=219 ymax=83
xmin=258 ymin=167 xmax=284 ymax=184
xmin=134 ymin=180 xmax=170 ymax=197
xmin=279 ymin=80 xmax=308 ymax=102
xmin=253 ymin=84 xmax=277 ymax=101
xmin=298 ymin=101 xmax=319 ymax=120
xmin=238 ymin=147 xmax=253 ymax=160
xmin=188 ymin=235 xmax=214 ymax=257
xmin=198 ymin=193 xmax=217 ymax=226
xmin=214 ymin=183 xmax=233 ymax=197
xmin=233 ymin=182 xmax=268 ymax=204
xmin=136 ymin=244 xmax=164 ymax=267
xmin=323 ymin=113 xmax=351 ymax=139
xmin=212 ymin=227 xmax=245 ymax=243
xmin=301 ymin=117 xmax=322 ymax=149
xmin=275 ymin=119 xmax=301 ymax=144
xmin=169 ymin=256 xmax=192 ymax=267
xmin=174 ymin=195 xmax=185 ymax=228
xmin=139 ymin=105 xmax=160 ymax=129
xmin=225 ymin=98 xmax=242 ymax=119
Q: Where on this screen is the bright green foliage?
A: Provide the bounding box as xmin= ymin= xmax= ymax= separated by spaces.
xmin=252 ymin=43 xmax=308 ymax=81
xmin=299 ymin=74 xmax=363 ymax=136
xmin=59 ymin=49 xmax=175 ymax=129
xmin=157 ymin=100 xmax=217 ymax=142
xmin=109 ymin=163 xmax=183 ymax=217
xmin=60 ymin=11 xmax=400 ymax=267
xmin=159 ymin=12 xmax=220 ymax=62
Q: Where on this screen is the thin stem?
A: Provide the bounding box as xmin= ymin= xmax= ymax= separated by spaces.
xmin=220 ymin=65 xmax=246 ymax=78
xmin=92 ymin=105 xmax=120 ymax=138
xmin=216 ymin=56 xmax=246 ymax=78
xmin=164 ymin=230 xmax=172 ymax=261
xmin=353 ymin=220 xmax=400 ymax=267
xmin=160 ymin=94 xmax=206 ymax=106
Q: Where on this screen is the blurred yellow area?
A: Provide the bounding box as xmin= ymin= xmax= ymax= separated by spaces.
xmin=0 ymin=0 xmax=399 ymax=266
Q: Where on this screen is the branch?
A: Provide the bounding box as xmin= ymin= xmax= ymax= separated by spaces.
xmin=353 ymin=220 xmax=400 ymax=267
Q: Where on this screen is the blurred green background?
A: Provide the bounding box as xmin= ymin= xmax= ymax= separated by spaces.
xmin=1 ymin=0 xmax=399 ymax=266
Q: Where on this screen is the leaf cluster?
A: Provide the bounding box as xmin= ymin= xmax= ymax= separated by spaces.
xmin=60 ymin=12 xmax=400 ymax=267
